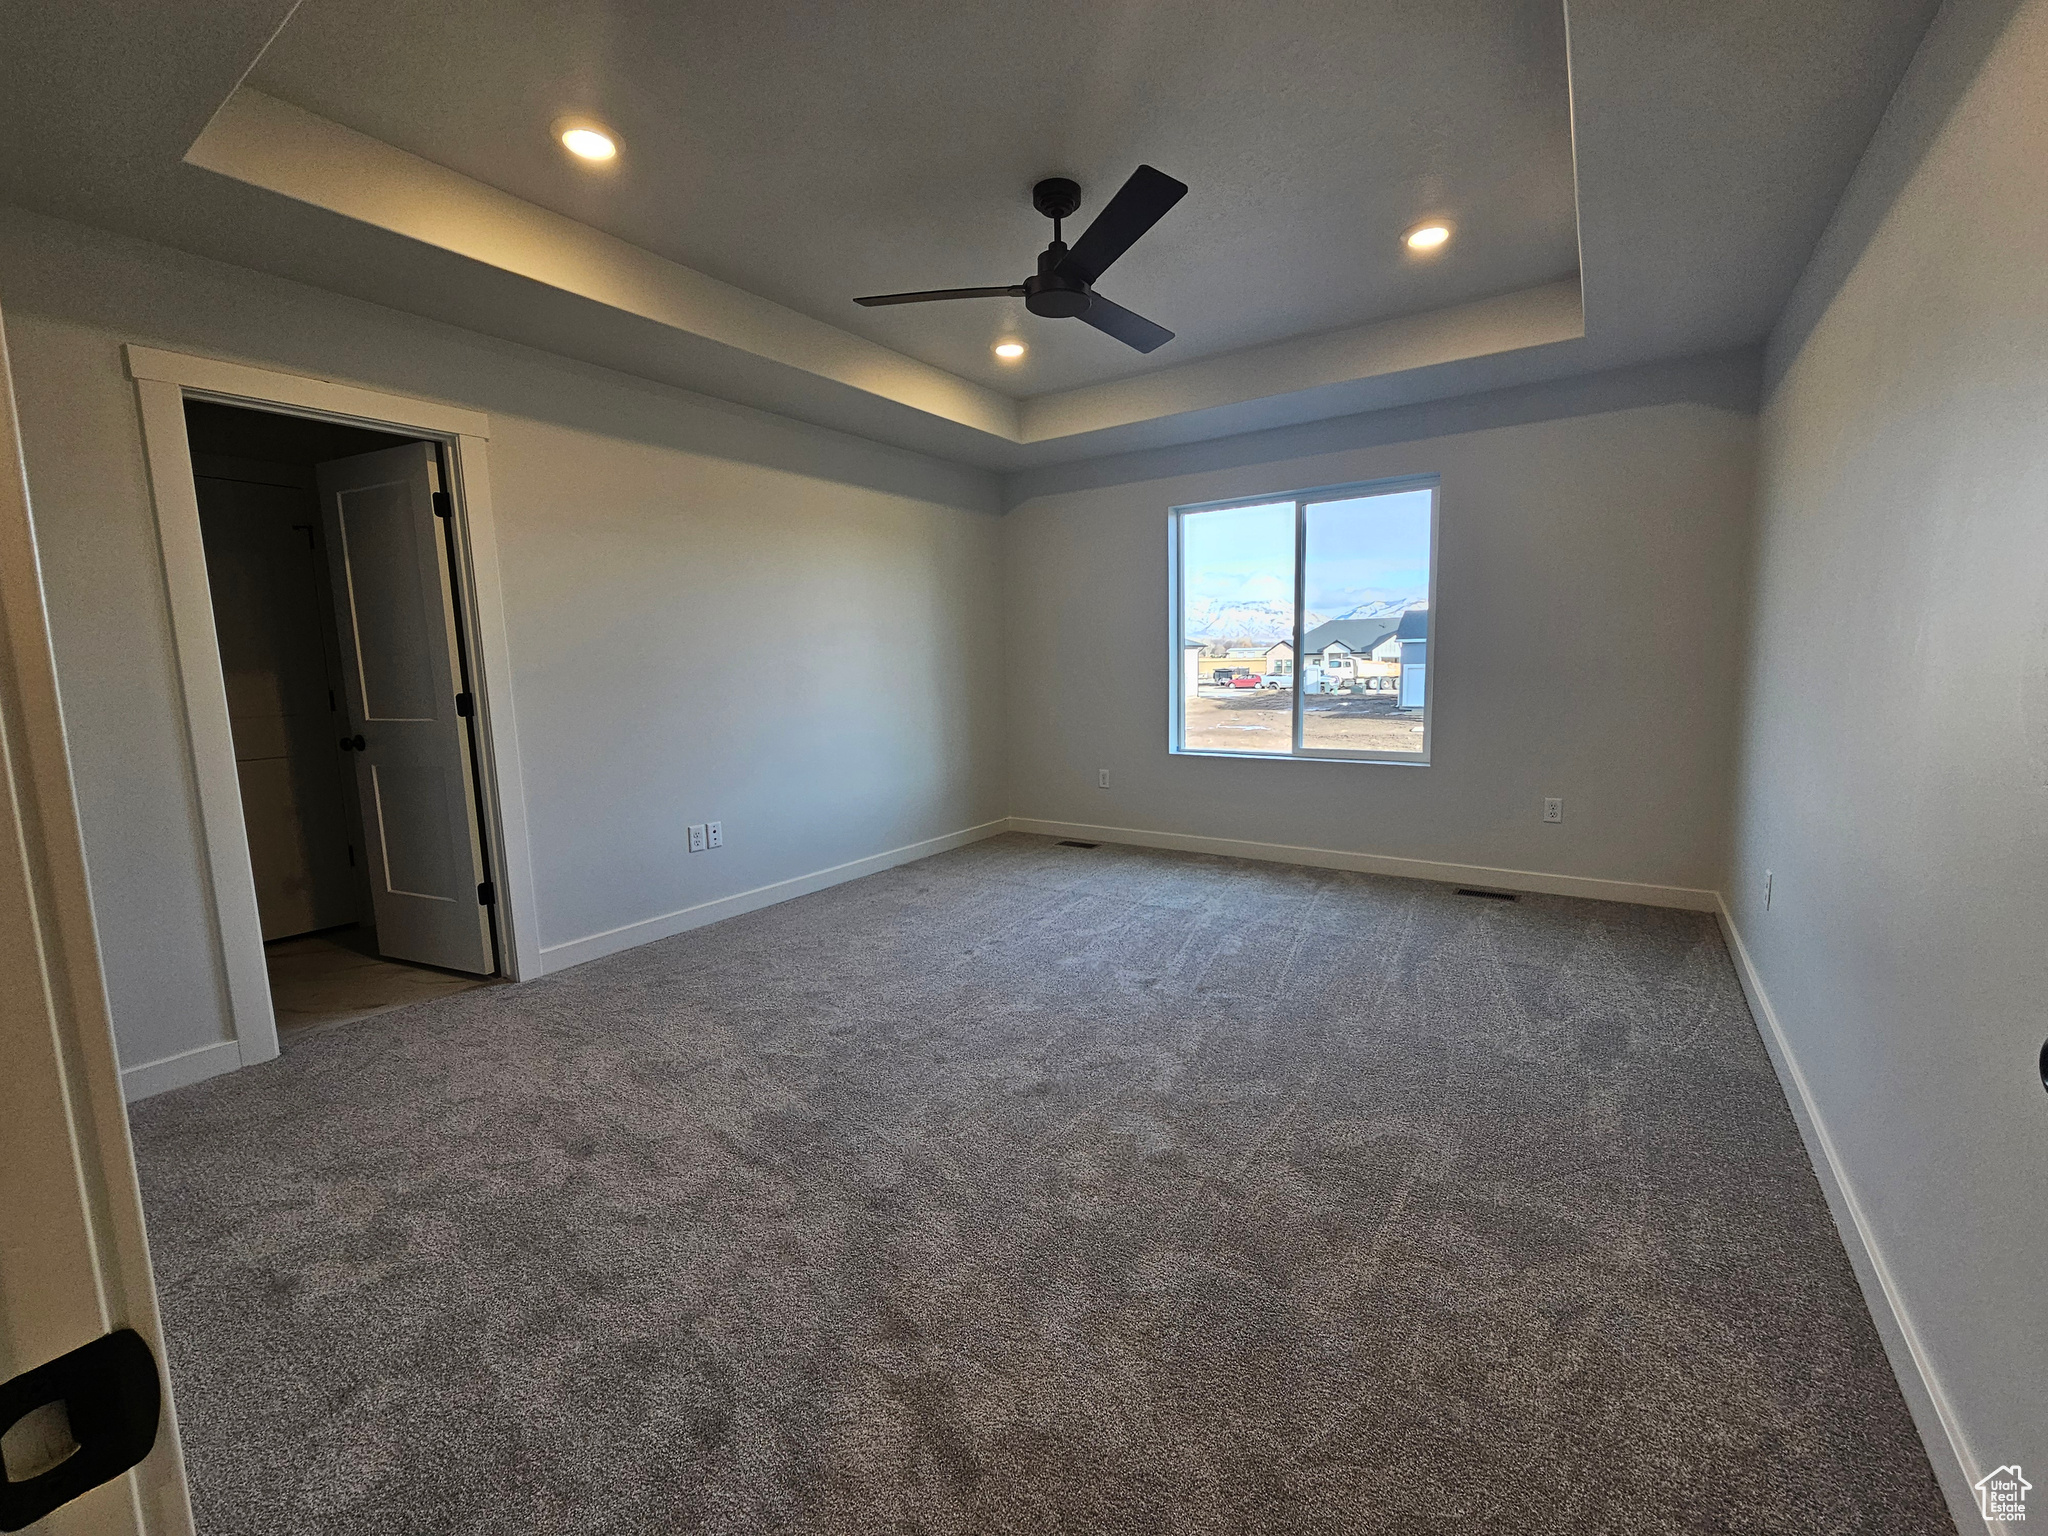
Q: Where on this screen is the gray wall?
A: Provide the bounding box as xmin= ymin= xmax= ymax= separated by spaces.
xmin=1002 ymin=356 xmax=1759 ymax=896
xmin=1726 ymin=0 xmax=2048 ymax=1499
xmin=0 ymin=206 xmax=1006 ymax=1079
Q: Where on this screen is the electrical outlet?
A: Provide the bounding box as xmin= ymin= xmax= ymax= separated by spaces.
xmin=1764 ymin=870 xmax=1773 ymax=910
xmin=706 ymin=821 xmax=723 ymax=849
xmin=1543 ymin=797 xmax=1562 ymax=824
xmin=688 ymin=823 xmax=707 ymax=853
xmin=1098 ymin=769 xmax=1111 ymax=789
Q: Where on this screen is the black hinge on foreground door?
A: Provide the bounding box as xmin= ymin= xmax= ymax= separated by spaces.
xmin=0 ymin=1329 xmax=160 ymax=1531
xmin=432 ymin=490 xmax=452 ymax=519
xmin=455 ymin=691 xmax=474 ymax=717
xmin=478 ymin=881 xmax=496 ymax=907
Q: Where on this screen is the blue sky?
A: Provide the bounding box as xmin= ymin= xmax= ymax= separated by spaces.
xmin=1182 ymin=501 xmax=1294 ymax=609
xmin=1183 ymin=490 xmax=1431 ymax=614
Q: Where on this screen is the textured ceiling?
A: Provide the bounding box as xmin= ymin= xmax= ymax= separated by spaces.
xmin=0 ymin=0 xmax=1945 ymax=470
xmin=248 ymin=0 xmax=1579 ymax=397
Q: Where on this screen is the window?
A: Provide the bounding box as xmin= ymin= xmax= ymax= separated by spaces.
xmin=1171 ymin=477 xmax=1436 ymax=764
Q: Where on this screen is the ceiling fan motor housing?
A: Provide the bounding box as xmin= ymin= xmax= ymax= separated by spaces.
xmin=1031 ymin=177 xmax=1082 ymax=221
xmin=1025 ymin=243 xmax=1092 ymax=318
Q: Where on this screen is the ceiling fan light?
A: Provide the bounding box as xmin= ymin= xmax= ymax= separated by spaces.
xmin=994 ymin=341 xmax=1026 ymax=359
xmin=1405 ymin=222 xmax=1451 ymax=251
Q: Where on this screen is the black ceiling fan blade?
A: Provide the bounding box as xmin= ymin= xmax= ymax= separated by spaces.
xmin=853 ymin=285 xmax=1025 ymax=307
xmin=1056 ymin=165 xmax=1188 ymax=286
xmin=1078 ymin=294 xmax=1174 ymax=353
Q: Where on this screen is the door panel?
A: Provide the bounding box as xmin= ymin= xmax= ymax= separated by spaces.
xmin=334 ymin=479 xmax=440 ymax=720
xmin=0 ymin=298 xmax=188 ymax=1532
xmin=317 ymin=444 xmax=493 ymax=975
xmin=369 ymin=763 xmax=460 ymax=898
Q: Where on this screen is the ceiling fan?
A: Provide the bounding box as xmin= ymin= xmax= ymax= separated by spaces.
xmin=854 ymin=166 xmax=1188 ymax=353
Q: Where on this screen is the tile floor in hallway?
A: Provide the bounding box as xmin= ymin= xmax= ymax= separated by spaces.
xmin=265 ymin=924 xmax=494 ymax=1036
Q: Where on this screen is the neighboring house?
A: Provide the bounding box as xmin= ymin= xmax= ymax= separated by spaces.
xmin=1294 ymin=609 xmax=1428 ymax=702
xmin=1396 ymin=608 xmax=1429 ymax=708
xmin=1299 ymin=616 xmax=1402 ymax=694
xmin=1223 ymin=645 xmax=1273 ymax=677
xmin=1301 ymin=617 xmax=1399 ymax=664
xmin=1264 ymin=640 xmax=1295 ymax=677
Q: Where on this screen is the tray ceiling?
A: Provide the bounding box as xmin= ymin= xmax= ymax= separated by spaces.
xmin=0 ymin=0 xmax=1943 ymax=470
xmin=247 ymin=0 xmax=1581 ymax=398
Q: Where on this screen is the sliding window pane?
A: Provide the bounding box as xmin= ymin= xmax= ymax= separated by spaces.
xmin=1179 ymin=501 xmax=1295 ymax=754
xmin=1300 ymin=489 xmax=1432 ymax=756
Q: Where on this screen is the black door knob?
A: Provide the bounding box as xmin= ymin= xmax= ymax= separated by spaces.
xmin=339 ymin=734 xmax=365 ymax=751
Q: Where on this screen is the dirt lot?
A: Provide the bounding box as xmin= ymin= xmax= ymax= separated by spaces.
xmin=1184 ymin=686 xmax=1425 ymax=755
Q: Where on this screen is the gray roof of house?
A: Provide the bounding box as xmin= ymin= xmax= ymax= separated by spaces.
xmin=1300 ymin=617 xmax=1400 ymax=655
xmin=1396 ymin=608 xmax=1429 ymax=641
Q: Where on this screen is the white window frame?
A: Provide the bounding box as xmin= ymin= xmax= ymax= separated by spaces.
xmin=1167 ymin=474 xmax=1439 ymax=767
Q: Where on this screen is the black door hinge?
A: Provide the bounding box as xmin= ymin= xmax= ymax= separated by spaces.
xmin=0 ymin=1329 xmax=160 ymax=1531
xmin=478 ymin=880 xmax=496 ymax=907
xmin=455 ymin=691 xmax=474 ymax=717
xmin=432 ymin=490 xmax=452 ymax=519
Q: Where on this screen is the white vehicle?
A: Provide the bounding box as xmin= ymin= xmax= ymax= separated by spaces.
xmin=1260 ymin=672 xmax=1293 ymax=689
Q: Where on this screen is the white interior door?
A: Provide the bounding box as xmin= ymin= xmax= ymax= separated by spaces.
xmin=0 ymin=302 xmax=191 ymax=1533
xmin=317 ymin=444 xmax=493 ymax=975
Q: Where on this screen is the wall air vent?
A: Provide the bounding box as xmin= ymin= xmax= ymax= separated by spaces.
xmin=1057 ymin=840 xmax=1100 ymax=849
xmin=1455 ymin=888 xmax=1518 ymax=901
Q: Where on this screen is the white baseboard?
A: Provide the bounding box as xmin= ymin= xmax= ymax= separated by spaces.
xmin=538 ymin=818 xmax=1012 ymax=974
xmin=1714 ymin=900 xmax=1986 ymax=1535
xmin=1007 ymin=817 xmax=1720 ymax=911
xmin=120 ymin=1037 xmax=245 ymax=1102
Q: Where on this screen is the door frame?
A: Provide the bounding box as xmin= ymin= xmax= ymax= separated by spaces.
xmin=125 ymin=346 xmax=541 ymax=1087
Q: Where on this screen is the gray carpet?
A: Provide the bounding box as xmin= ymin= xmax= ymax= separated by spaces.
xmin=129 ymin=834 xmax=1949 ymax=1534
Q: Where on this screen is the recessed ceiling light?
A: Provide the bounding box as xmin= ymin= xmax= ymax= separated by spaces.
xmin=558 ymin=124 xmax=618 ymax=162
xmin=1405 ymin=223 xmax=1451 ymax=251
xmin=994 ymin=341 xmax=1026 ymax=359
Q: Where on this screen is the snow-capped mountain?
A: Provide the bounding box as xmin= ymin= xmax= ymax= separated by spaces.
xmin=1321 ymin=597 xmax=1420 ymax=622
xmin=1183 ymin=598 xmax=1325 ymax=644
xmin=1183 ymin=595 xmax=1426 ymax=644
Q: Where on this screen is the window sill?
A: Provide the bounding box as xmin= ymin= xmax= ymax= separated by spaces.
xmin=1169 ymin=747 xmax=1431 ymax=768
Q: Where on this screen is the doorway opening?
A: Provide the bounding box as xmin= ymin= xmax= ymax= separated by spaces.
xmin=185 ymin=399 xmax=502 ymax=1041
